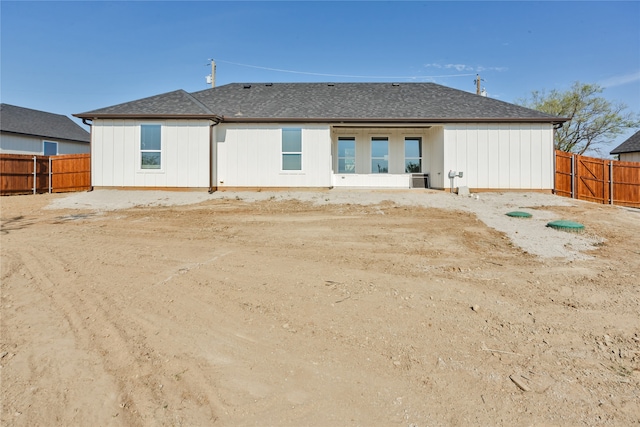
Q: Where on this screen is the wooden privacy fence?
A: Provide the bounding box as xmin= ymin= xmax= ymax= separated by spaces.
xmin=0 ymin=153 xmax=91 ymax=195
xmin=554 ymin=150 xmax=640 ymax=208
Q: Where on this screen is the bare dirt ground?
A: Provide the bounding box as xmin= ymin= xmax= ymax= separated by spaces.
xmin=1 ymin=189 xmax=639 ymax=426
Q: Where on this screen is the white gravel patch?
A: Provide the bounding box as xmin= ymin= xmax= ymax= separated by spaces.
xmin=47 ymin=189 xmax=604 ymax=260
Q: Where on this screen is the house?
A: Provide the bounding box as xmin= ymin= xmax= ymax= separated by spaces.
xmin=74 ymin=83 xmax=566 ymax=191
xmin=610 ymin=130 xmax=640 ymax=162
xmin=1 ymin=104 xmax=90 ymax=156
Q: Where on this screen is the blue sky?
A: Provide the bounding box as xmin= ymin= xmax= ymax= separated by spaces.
xmin=1 ymin=1 xmax=639 ymax=156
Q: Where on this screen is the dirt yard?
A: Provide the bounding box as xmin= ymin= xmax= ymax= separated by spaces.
xmin=1 ymin=190 xmax=639 ymax=426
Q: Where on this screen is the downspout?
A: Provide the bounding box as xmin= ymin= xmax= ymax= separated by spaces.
xmin=553 ymin=122 xmax=563 ymax=149
xmin=208 ymin=117 xmax=222 ymax=193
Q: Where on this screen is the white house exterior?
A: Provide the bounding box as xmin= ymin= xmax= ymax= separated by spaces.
xmin=91 ymin=119 xmax=210 ymax=188
xmin=0 ymin=104 xmax=90 ymax=155
xmin=610 ymin=131 xmax=640 ymax=162
xmin=76 ymin=83 xmax=565 ymax=192
xmin=216 ymin=124 xmax=332 ymax=188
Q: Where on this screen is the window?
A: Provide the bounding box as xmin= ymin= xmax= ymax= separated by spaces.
xmin=43 ymin=141 xmax=58 ymax=156
xmin=282 ymin=128 xmax=302 ymax=171
xmin=337 ymin=137 xmax=355 ymax=173
xmin=404 ymin=137 xmax=422 ymax=173
xmin=140 ymin=124 xmax=161 ymax=169
xmin=371 ymin=137 xmax=388 ymax=173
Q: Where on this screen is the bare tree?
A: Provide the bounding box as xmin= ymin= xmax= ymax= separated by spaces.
xmin=518 ymin=82 xmax=639 ymax=154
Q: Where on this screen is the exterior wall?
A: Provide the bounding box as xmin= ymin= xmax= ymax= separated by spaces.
xmin=331 ymin=127 xmax=432 ymax=188
xmin=88 ymin=120 xmax=556 ymax=190
xmin=91 ymin=119 xmax=210 ymax=187
xmin=215 ymin=124 xmax=332 ymax=188
xmin=0 ymin=133 xmax=89 ymax=155
xmin=619 ymin=152 xmax=640 ymax=162
xmin=442 ymin=123 xmax=554 ymax=190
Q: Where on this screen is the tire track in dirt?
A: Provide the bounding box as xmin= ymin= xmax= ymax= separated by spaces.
xmin=7 ymin=247 xmax=145 ymax=425
xmin=1 ymin=250 xmax=127 ymax=426
xmin=10 ymin=245 xmax=224 ymax=425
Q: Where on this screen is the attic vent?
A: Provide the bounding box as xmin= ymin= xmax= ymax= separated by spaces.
xmin=265 ymin=83 xmax=273 ymax=86
xmin=243 ymin=84 xmax=252 ymax=89
xmin=392 ymin=83 xmax=400 ymax=86
xmin=327 ymin=83 xmax=335 ymax=86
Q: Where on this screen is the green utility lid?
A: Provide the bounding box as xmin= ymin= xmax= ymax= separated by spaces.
xmin=506 ymin=211 xmax=532 ymax=218
xmin=546 ymin=220 xmax=585 ymax=232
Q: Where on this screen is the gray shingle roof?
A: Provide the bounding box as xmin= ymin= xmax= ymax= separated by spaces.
xmin=76 ymin=83 xmax=565 ymax=123
xmin=610 ymin=130 xmax=640 ymax=154
xmin=77 ymin=90 xmax=213 ymax=117
xmin=1 ymin=104 xmax=90 ymax=143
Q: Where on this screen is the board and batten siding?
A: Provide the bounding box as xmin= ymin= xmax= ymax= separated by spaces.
xmin=215 ymin=124 xmax=332 ymax=188
xmin=619 ymin=152 xmax=640 ymax=163
xmin=442 ymin=123 xmax=554 ymax=190
xmin=91 ymin=119 xmax=210 ymax=188
xmin=0 ymin=133 xmax=89 ymax=155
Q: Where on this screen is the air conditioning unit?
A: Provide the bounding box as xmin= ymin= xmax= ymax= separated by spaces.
xmin=411 ymin=173 xmax=430 ymax=189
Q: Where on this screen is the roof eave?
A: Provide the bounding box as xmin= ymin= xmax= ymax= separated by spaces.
xmin=0 ymin=129 xmax=90 ymax=144
xmin=221 ymin=116 xmax=569 ymax=124
xmin=72 ymin=114 xmax=568 ymax=125
xmin=610 ymin=148 xmax=637 ymax=155
xmin=73 ymin=113 xmax=222 ymax=120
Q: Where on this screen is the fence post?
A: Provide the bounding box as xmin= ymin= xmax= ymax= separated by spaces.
xmin=553 ymin=150 xmax=556 ymax=195
xmin=570 ymin=153 xmax=575 ymax=199
xmin=49 ymin=156 xmax=52 ymax=194
xmin=609 ymin=161 xmax=613 ymax=205
xmin=32 ymin=156 xmax=36 ymax=194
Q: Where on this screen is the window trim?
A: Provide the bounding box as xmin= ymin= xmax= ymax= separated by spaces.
xmin=43 ymin=140 xmax=58 ymax=156
xmin=281 ymin=128 xmax=302 ymax=172
xmin=139 ymin=123 xmax=163 ymax=172
xmin=404 ymin=137 xmax=422 ymax=173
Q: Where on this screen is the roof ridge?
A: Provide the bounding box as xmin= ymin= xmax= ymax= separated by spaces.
xmin=179 ymin=90 xmax=214 ymax=115
xmin=75 ymin=89 xmax=217 ymax=118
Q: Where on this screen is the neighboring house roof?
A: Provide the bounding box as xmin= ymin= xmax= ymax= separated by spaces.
xmin=75 ymin=82 xmax=566 ymax=124
xmin=610 ymin=130 xmax=640 ymax=154
xmin=1 ymin=103 xmax=90 ymax=144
